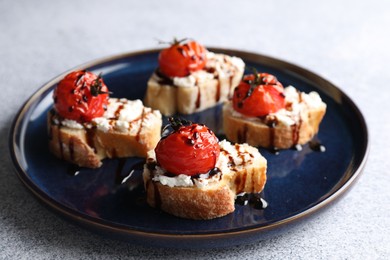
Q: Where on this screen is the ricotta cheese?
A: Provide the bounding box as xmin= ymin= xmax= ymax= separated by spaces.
xmin=60 ymin=118 xmax=83 ymax=129
xmin=154 ymin=51 xmax=245 ymax=89
xmin=149 ymin=140 xmax=259 ymax=188
xmin=57 ymin=98 xmax=157 ymax=133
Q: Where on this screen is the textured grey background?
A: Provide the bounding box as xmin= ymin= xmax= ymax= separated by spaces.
xmin=1 ymin=0 xmax=389 ymax=259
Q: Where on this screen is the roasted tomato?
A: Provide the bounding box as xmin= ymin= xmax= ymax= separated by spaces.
xmin=232 ymin=72 xmax=285 ymax=117
xmin=155 ymin=118 xmax=220 ymax=176
xmin=158 ymin=39 xmax=207 ymax=77
xmin=53 ymin=70 xmax=110 ymax=122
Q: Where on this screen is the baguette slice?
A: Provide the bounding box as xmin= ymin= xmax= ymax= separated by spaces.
xmin=48 ymin=98 xmax=162 ymax=168
xmin=223 ymin=86 xmax=326 ymax=149
xmin=144 ymin=52 xmax=245 ymax=116
xmin=143 ymin=140 xmax=267 ymax=220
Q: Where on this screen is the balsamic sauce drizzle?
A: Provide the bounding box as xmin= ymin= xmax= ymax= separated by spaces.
xmin=135 ymin=108 xmax=145 ymax=142
xmin=257 ymin=109 xmax=325 ymax=154
xmin=114 ymin=158 xmax=128 ymax=184
xmin=237 ymin=124 xmax=248 ymax=144
xmin=115 ymin=160 xmax=145 ymax=190
xmin=155 ymin=69 xmax=173 ymax=85
xmin=67 ymin=164 xmax=81 ymax=176
xmin=215 ymin=81 xmax=221 ymax=102
xmin=235 ymin=193 xmax=268 ymax=209
xmin=195 ymin=84 xmax=201 ymax=109
xmin=309 ymin=140 xmax=326 ymax=152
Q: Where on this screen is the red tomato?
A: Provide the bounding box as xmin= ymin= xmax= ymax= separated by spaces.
xmin=53 ymin=70 xmax=109 ymax=122
xmin=155 ymin=121 xmax=220 ymax=176
xmin=158 ymin=39 xmax=207 ymax=77
xmin=232 ymin=73 xmax=285 ymax=117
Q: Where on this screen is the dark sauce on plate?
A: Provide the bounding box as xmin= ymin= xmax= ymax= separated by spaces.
xmin=235 ymin=193 xmax=268 ymax=210
xmin=309 ymin=140 xmax=326 ymax=152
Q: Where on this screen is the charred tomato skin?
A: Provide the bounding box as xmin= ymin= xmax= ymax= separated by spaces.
xmin=155 ymin=124 xmax=220 ymax=176
xmin=158 ymin=40 xmax=207 ymax=77
xmin=53 ymin=70 xmax=109 ymax=122
xmin=232 ymin=73 xmax=285 ymax=117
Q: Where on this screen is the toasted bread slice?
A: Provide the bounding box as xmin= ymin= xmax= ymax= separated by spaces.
xmin=143 ymin=140 xmax=267 ymax=220
xmin=144 ymin=52 xmax=245 ymax=116
xmin=48 ymin=98 xmax=162 ymax=168
xmin=223 ymin=86 xmax=326 ymax=149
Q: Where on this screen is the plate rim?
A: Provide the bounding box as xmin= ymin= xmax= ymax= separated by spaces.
xmin=8 ymin=48 xmax=370 ymax=243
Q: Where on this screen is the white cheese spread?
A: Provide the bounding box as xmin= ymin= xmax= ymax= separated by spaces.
xmin=57 ymin=98 xmax=161 ymax=133
xmin=148 ymin=140 xmax=260 ymax=188
xmin=60 ymin=118 xmax=84 ymax=129
xmin=154 ymin=51 xmax=245 ymax=88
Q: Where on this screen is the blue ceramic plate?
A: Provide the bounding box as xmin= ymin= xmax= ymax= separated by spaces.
xmin=9 ymin=48 xmax=369 ymax=248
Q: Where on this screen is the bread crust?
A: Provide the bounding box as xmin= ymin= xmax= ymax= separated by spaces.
xmin=143 ymin=142 xmax=267 ymax=220
xmin=48 ymin=100 xmax=162 ymax=168
xmin=94 ymin=119 xmax=161 ymax=158
xmin=144 ymin=180 xmax=236 ymax=220
xmin=48 ymin=119 xmax=105 ymax=168
xmin=223 ymin=89 xmax=326 ymax=149
xmin=144 ymin=52 xmax=244 ymax=116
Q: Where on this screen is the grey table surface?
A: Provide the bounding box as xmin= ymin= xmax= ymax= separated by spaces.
xmin=1 ymin=0 xmax=389 ymax=259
